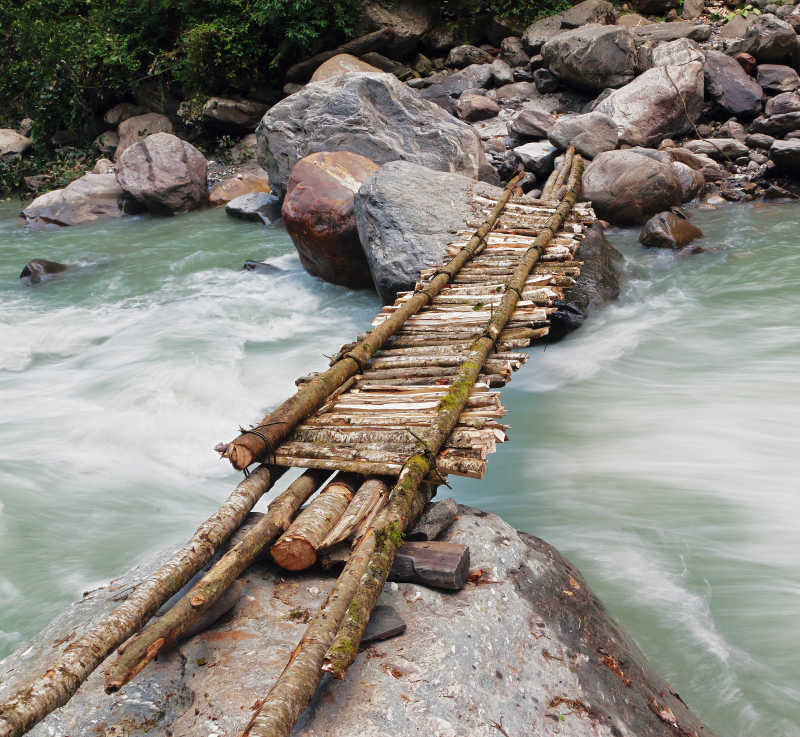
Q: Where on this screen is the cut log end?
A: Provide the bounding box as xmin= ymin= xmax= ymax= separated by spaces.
xmin=270 ymin=537 xmax=318 ymax=571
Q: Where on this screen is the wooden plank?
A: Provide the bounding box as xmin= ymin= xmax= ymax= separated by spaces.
xmin=389 ymin=541 xmax=470 ymax=591
xmin=407 ymin=498 xmax=458 ymax=542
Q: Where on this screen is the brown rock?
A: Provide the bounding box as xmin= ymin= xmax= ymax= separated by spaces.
xmin=672 ymin=161 xmax=705 ymax=202
xmin=282 ymin=151 xmax=379 ymax=288
xmin=455 ymin=93 xmax=500 ymax=122
xmin=310 ymin=53 xmax=381 ymax=82
xmin=115 ymin=113 xmax=173 ymax=160
xmin=616 ymin=13 xmax=653 ymax=28
xmin=639 ymin=210 xmax=703 ymax=248
xmin=734 ymin=52 xmax=757 ymax=75
xmin=208 ymin=170 xmax=270 ymax=206
xmin=116 ymin=132 xmax=208 ymax=215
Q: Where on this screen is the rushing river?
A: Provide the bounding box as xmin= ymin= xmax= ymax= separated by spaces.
xmin=0 ymin=198 xmax=798 ymax=736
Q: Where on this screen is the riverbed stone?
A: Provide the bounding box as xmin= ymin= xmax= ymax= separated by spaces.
xmin=513 ymin=140 xmax=559 ymax=176
xmin=202 ymin=97 xmax=269 ymax=132
xmin=631 ymin=21 xmax=712 ymax=43
xmin=208 ymin=170 xmax=271 ymax=206
xmin=548 ymin=111 xmax=618 ymax=158
xmin=499 ymin=36 xmax=530 ymax=67
xmin=490 ymin=57 xmax=515 ymax=86
xmin=561 ymin=0 xmax=618 ymax=28
xmin=769 ymin=138 xmax=800 ymax=169
xmin=418 ymin=63 xmax=494 ymax=113
xmin=721 ymin=13 xmax=750 ymax=39
xmin=257 ymin=72 xmax=496 ymax=198
xmin=508 ymin=105 xmax=556 ymax=139
xmin=116 ymin=132 xmax=208 ymax=215
xmin=310 ymin=53 xmax=382 ymax=82
xmin=646 ymin=38 xmax=705 ymax=68
xmin=114 ymin=112 xmax=173 ymax=160
xmin=583 ymin=148 xmax=682 ymax=224
xmin=541 ymin=25 xmax=638 ymax=90
xmin=737 ymin=14 xmax=797 ymax=62
xmin=225 ymin=192 xmax=282 ymax=223
xmin=756 ymin=63 xmax=800 ymax=92
xmin=18 ymin=259 xmax=70 ymax=283
xmin=455 ymin=92 xmax=500 ymax=122
xmin=20 ymin=172 xmax=130 ymax=227
xmin=673 ymin=161 xmax=706 ymax=201
xmin=685 ymin=137 xmax=750 ymax=160
xmin=522 ymin=15 xmax=563 ymax=54
xmin=639 ymin=210 xmax=704 ymax=248
xmin=765 ymin=90 xmax=800 ymax=116
xmin=446 ymin=44 xmax=492 ymax=67
xmin=596 ymin=61 xmax=704 ymax=146
xmin=282 ymin=151 xmax=379 ymax=288
xmin=704 ymin=50 xmax=764 ymax=119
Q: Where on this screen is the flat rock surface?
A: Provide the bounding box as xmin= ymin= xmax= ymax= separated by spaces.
xmin=1 ymin=506 xmax=718 ymax=737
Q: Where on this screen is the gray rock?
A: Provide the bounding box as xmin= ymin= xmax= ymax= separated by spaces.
xmin=499 ymin=36 xmax=530 ymax=67
xmin=419 ymin=64 xmax=494 ymax=112
xmin=631 ymin=21 xmax=712 ymax=43
xmin=752 ymin=109 xmax=800 ymax=135
xmin=561 ymin=0 xmax=618 ymax=28
xmin=737 ymin=13 xmax=796 ymax=62
xmin=490 ymin=57 xmax=514 ymax=86
xmin=355 ymin=0 xmax=436 ymax=57
xmin=647 ymin=38 xmax=705 ymax=68
xmin=522 ymin=14 xmax=563 ymax=55
xmin=513 ymin=140 xmax=559 ymax=176
xmin=756 ymin=63 xmax=800 ymax=92
xmin=596 ymin=61 xmax=704 ymax=146
xmin=21 ymin=173 xmax=129 ymax=227
xmin=0 ymin=505 xmax=719 ymax=737
xmin=446 ymin=44 xmax=491 ymax=68
xmin=718 ymin=118 xmax=748 ymax=140
xmin=115 ymin=112 xmax=173 ymax=160
xmin=242 ymin=259 xmax=283 ymax=274
xmin=765 ymin=90 xmax=800 ymax=115
xmin=0 ymin=129 xmax=31 ymax=158
xmin=548 ymin=111 xmax=618 ymax=158
xmin=672 ymin=161 xmax=706 ymax=201
xmin=257 ymin=72 xmax=496 ymax=198
xmin=202 ymin=97 xmax=268 ymax=132
xmin=533 ymin=68 xmax=560 ymax=93
xmin=225 ymin=192 xmax=282 ymax=223
xmin=508 ymin=105 xmax=557 ymax=139
xmin=494 ymin=81 xmax=538 ymax=102
xmin=704 ymin=50 xmax=764 ymax=118
xmin=542 ymin=25 xmax=638 ymax=90
xmin=746 ymin=132 xmax=776 ymax=148
xmin=770 ymin=137 xmax=800 ymax=169
xmin=685 ymin=137 xmax=750 ymax=160
xmin=639 ymin=210 xmax=704 ymax=248
xmin=116 ymin=132 xmax=208 ymax=215
xmin=583 ymin=148 xmax=682 ymax=224
xmin=455 ymin=92 xmax=500 ymax=122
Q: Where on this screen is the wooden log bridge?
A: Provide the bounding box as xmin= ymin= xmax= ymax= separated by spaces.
xmin=0 ymin=151 xmax=593 ymax=737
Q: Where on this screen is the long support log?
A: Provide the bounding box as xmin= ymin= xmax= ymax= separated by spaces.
xmin=0 ymin=465 xmax=285 ymax=737
xmin=216 ymin=171 xmax=526 ymax=471
xmin=239 ymin=151 xmax=583 ymax=737
xmin=103 ymin=469 xmax=328 ymax=693
xmin=322 ymin=151 xmax=584 ymax=681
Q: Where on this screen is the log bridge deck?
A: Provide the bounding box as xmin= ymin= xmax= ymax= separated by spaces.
xmin=0 ymin=151 xmax=595 ymax=737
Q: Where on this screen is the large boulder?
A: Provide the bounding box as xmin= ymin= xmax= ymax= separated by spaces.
xmin=202 ymin=97 xmax=269 ymax=132
xmin=282 ymin=151 xmax=379 ymax=288
xmin=0 ymin=129 xmax=31 ymax=158
xmin=0 ymin=505 xmax=718 ymax=737
xmin=20 ymin=173 xmax=130 ymax=227
xmin=704 ymin=50 xmax=763 ymax=119
xmin=116 ymin=132 xmax=208 ymax=215
xmin=355 ymin=0 xmax=436 ymax=57
xmin=737 ymin=14 xmax=796 ymax=63
xmin=208 ymin=170 xmax=270 ymax=206
xmin=596 ymin=61 xmax=704 ymax=146
xmin=310 ymin=53 xmax=382 ymax=82
xmin=639 ymin=210 xmax=703 ymax=248
xmin=115 ymin=112 xmax=173 ymax=160
xmin=583 ymin=149 xmax=682 ymax=224
xmin=256 ymin=72 xmax=496 ymax=198
xmin=548 ymin=111 xmax=618 ymax=159
xmin=645 ymin=38 xmax=705 ymax=68
xmin=542 ymin=25 xmax=638 ymax=90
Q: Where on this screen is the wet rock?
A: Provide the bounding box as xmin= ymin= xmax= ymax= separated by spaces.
xmin=756 ymin=63 xmax=800 ymax=92
xmin=596 ymin=61 xmax=704 ymax=146
xmin=103 ymin=102 xmax=147 ymax=126
xmin=549 ymin=223 xmax=623 ymax=339
xmin=446 ymin=44 xmax=491 ymax=67
xmin=561 ymin=0 xmax=618 ymax=28
xmin=533 ymin=68 xmax=560 ymax=93
xmin=522 ymin=15 xmax=563 ymax=55
xmin=639 ymin=210 xmax=704 ymax=248
xmin=455 ymin=92 xmax=500 ymax=122
xmin=490 ymin=57 xmax=514 ymax=86
xmin=208 ymin=170 xmax=270 ymax=206
xmin=736 ymin=14 xmax=796 ymax=63
xmin=258 ymin=72 xmax=496 ymax=198
xmin=0 ymin=505 xmax=719 ymax=737
xmin=21 ymin=173 xmax=130 ymax=227
xmin=548 ymin=111 xmax=618 ymax=159
xmin=116 ymin=132 xmax=208 ymax=215
xmin=310 ymin=53 xmax=382 ymax=82
xmin=685 ymin=137 xmax=750 ymax=160
xmin=202 ymin=97 xmax=269 ymax=132
xmin=508 ymin=105 xmax=557 ymax=139
xmin=282 ymin=151 xmax=379 ymax=288
xmin=542 ymin=25 xmax=638 ymax=90
xmin=631 ymin=21 xmax=711 ymax=43
xmin=673 ymin=161 xmax=706 ymax=201
xmin=0 ymin=129 xmax=31 ymax=158
xmin=115 ymin=112 xmax=173 ymax=160
xmin=225 ymin=192 xmax=282 ymax=223
xmin=769 ymin=138 xmax=800 ymax=169
xmin=242 ymin=260 xmax=283 ymax=274
xmin=513 ymin=140 xmax=558 ymax=176
xmin=583 ymin=148 xmax=681 ymax=224
xmin=19 ymin=259 xmax=69 ymax=283
xmin=704 ymin=50 xmax=764 ymax=119
xmin=499 ymin=36 xmax=530 ymax=67
xmin=354 ymin=162 xmax=507 ymax=301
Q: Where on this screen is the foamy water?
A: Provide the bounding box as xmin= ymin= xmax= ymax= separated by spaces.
xmin=1 ymin=200 xmax=798 ymax=736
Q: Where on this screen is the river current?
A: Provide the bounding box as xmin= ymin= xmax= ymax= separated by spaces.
xmin=0 ymin=199 xmax=798 ymax=736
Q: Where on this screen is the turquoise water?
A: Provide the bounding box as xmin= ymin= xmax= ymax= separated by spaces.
xmin=1 ymin=199 xmax=798 ymax=736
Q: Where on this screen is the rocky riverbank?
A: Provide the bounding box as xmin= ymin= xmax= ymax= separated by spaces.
xmin=0 ymin=504 xmax=719 ymax=737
